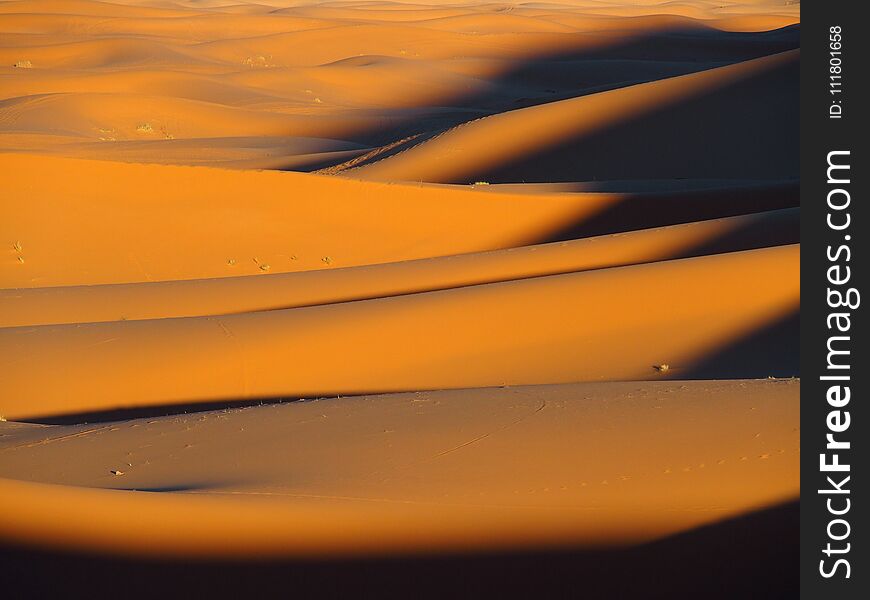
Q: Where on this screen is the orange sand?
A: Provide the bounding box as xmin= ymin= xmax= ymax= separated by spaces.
xmin=0 ymin=0 xmax=799 ymax=571
xmin=1 ymin=380 xmax=798 ymax=558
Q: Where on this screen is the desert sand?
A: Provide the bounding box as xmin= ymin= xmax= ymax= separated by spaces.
xmin=1 ymin=381 xmax=799 ymax=556
xmin=0 ymin=0 xmax=798 ymax=596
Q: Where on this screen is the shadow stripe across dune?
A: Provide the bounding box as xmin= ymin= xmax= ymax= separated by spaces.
xmin=0 ymin=154 xmax=795 ymax=289
xmin=0 ymin=152 xmax=618 ymax=288
xmin=0 ymin=208 xmax=798 ymax=328
xmin=0 ymin=245 xmax=798 ymax=420
xmin=348 ymin=49 xmax=798 ymax=183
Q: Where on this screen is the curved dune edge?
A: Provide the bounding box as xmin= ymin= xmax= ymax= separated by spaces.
xmin=0 ymin=380 xmax=799 ymax=558
xmin=1 ymin=2 xmax=798 ymax=171
xmin=0 ymin=208 xmax=798 ymax=327
xmin=0 ymin=152 xmax=623 ymax=288
xmin=348 ymin=49 xmax=798 ymax=183
xmin=0 ymin=153 xmax=797 ymax=289
xmin=0 ymin=245 xmax=798 ymax=420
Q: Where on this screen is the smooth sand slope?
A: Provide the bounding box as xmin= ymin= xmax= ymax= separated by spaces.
xmin=0 ymin=380 xmax=799 ymax=557
xmin=0 ymin=153 xmax=797 ymax=288
xmin=0 ymin=152 xmax=631 ymax=288
xmin=1 ymin=244 xmax=798 ymax=420
xmin=0 ymin=1 xmax=799 ymax=586
xmin=1 ymin=207 xmax=798 ymax=327
xmin=347 ymin=49 xmax=799 ymax=183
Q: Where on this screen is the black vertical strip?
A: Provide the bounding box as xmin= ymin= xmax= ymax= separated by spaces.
xmin=801 ymin=1 xmax=868 ymax=598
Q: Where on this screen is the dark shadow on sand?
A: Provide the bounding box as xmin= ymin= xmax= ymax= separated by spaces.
xmin=681 ymin=310 xmax=800 ymax=380
xmin=0 ymin=499 xmax=798 ymax=599
xmin=532 ymin=183 xmax=798 ymax=244
xmin=281 ymin=24 xmax=799 ymax=169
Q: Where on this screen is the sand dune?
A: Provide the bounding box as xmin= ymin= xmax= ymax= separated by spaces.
xmin=2 ymin=152 xmax=633 ymax=287
xmin=1 ymin=1 xmax=797 ymax=166
xmin=0 ymin=152 xmax=798 ymax=288
xmin=0 ymin=0 xmax=800 ymax=587
xmin=0 ymin=244 xmax=798 ymax=420
xmin=0 ymin=380 xmax=798 ymax=557
xmin=1 ymin=207 xmax=798 ymax=327
xmin=348 ymin=49 xmax=798 ymax=183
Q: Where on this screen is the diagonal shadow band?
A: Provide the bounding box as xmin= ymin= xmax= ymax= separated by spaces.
xmin=286 ymin=23 xmax=799 ymax=168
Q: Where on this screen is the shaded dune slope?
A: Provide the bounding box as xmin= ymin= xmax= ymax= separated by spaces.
xmin=0 ymin=499 xmax=799 ymax=599
xmin=348 ymin=49 xmax=798 ymax=183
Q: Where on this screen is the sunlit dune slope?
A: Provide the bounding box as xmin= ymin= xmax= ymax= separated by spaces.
xmin=0 ymin=152 xmax=610 ymax=287
xmin=0 ymin=380 xmax=799 ymax=557
xmin=0 ymin=207 xmax=798 ymax=327
xmin=0 ymin=244 xmax=798 ymax=420
xmin=0 ymin=153 xmax=796 ymax=288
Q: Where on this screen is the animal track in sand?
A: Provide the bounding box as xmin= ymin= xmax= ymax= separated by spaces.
xmin=251 ymin=257 xmax=271 ymax=272
xmin=243 ymin=55 xmax=274 ymax=68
